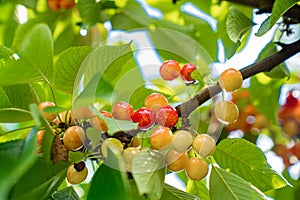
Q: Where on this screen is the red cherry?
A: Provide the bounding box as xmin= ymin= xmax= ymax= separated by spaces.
xmin=285 ymin=92 xmax=298 ymax=108
xmin=180 ymin=63 xmax=197 ymax=83
xmin=159 ymin=60 xmax=181 ymax=81
xmin=131 ymin=108 xmax=156 ymax=130
xmin=156 ymin=105 xmax=178 ymax=127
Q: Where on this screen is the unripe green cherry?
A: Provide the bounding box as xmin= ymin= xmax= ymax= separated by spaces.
xmin=219 ymin=68 xmax=243 ymax=92
xmin=123 ymin=147 xmax=140 ymax=172
xmin=101 ymin=138 xmax=124 ymax=158
xmin=172 ymin=130 xmax=193 ymax=153
xmin=67 ymin=162 xmax=88 ymax=184
xmin=185 ymin=157 xmax=208 ymax=181
xmin=214 ymin=101 xmax=239 ymax=125
xmin=192 ymin=134 xmax=216 ymax=157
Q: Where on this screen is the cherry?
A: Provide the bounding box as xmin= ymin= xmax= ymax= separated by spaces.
xmin=282 ymin=119 xmax=298 ymax=138
xmin=159 ymin=60 xmax=181 ymax=81
xmin=131 ymin=107 xmax=156 ymax=130
xmin=59 ymin=110 xmax=74 ymax=125
xmin=214 ymin=101 xmax=239 ymax=125
xmin=150 ymin=126 xmax=173 ymax=150
xmin=38 ymin=101 xmax=57 ymax=121
xmin=156 ymin=105 xmax=178 ymax=128
xmin=219 ymin=68 xmax=243 ymax=92
xmin=90 ymin=111 xmax=112 ymax=133
xmin=291 ymin=143 xmax=300 ymax=159
xmin=66 ymin=162 xmax=88 ymax=184
xmin=123 ymin=147 xmax=140 ymax=172
xmin=285 ymin=92 xmax=298 ymax=108
xmin=185 ymin=157 xmax=208 ymax=181
xmin=36 ymin=130 xmax=45 ymax=154
xmin=73 ymin=106 xmax=94 ymax=119
xmin=167 ymin=150 xmax=188 ymax=172
xmin=192 ymin=134 xmax=216 ymax=157
xmin=101 ymin=138 xmax=124 ymax=158
xmin=63 ymin=126 xmax=85 ymax=150
xmin=172 ymin=130 xmax=193 ymax=153
xmin=112 ymin=101 xmax=134 ymax=121
xmin=180 ymin=63 xmax=197 ymax=83
xmin=129 ymin=136 xmax=142 ymax=148
xmin=48 ymin=0 xmax=75 ymax=11
xmin=144 ymin=93 xmax=168 ymax=113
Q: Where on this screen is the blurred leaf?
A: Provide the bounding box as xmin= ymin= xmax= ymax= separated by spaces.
xmin=249 ymin=75 xmax=282 ymax=124
xmin=11 ymin=0 xmax=37 ymax=9
xmin=85 ymin=127 xmax=101 ymax=150
xmin=0 ymin=88 xmax=10 ymax=108
xmin=227 ymin=40 xmax=241 ymax=59
xmin=88 ymin=148 xmax=131 ymax=200
xmin=256 ymin=0 xmax=298 ymax=36
xmin=132 ymin=149 xmax=167 ymax=199
xmin=186 ymin=180 xmax=210 ymax=200
xmin=210 ymin=166 xmax=267 ymax=200
xmin=54 ymin=24 xmax=79 ymax=55
xmin=77 ymin=0 xmax=102 ymax=28
xmin=257 ymin=42 xmax=290 ymax=79
xmin=0 ymin=45 xmax=14 ymax=59
xmin=214 ymin=138 xmax=289 ymax=192
xmin=29 ymin=104 xmax=55 ymax=162
xmin=161 ymin=183 xmax=199 ymax=200
xmin=0 ymin=108 xmax=32 ymax=123
xmin=0 ymin=23 xmax=53 ymax=85
xmin=68 ymin=151 xmax=87 ymax=163
xmin=0 ymin=128 xmax=37 ymax=199
xmin=50 ymin=187 xmax=79 ymax=200
xmin=10 ymin=158 xmax=69 ymax=200
xmin=54 ymin=46 xmax=93 ymax=94
xmin=226 ymin=6 xmax=253 ymax=43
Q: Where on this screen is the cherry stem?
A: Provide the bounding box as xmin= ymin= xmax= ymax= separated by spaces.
xmin=175 ymin=39 xmax=300 ymax=122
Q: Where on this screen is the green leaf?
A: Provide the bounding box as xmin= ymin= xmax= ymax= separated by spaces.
xmin=54 ymin=46 xmax=93 ymax=94
xmin=0 ymin=45 xmax=14 ymax=59
xmin=50 ymin=187 xmax=80 ymax=200
xmin=85 ymin=127 xmax=101 ymax=150
xmin=88 ymin=148 xmax=131 ymax=200
xmin=227 ymin=40 xmax=241 ymax=59
xmin=132 ymin=149 xmax=167 ymax=199
xmin=214 ymin=138 xmax=289 ymax=192
xmin=226 ymin=6 xmax=253 ymax=43
xmin=210 ymin=166 xmax=267 ymax=200
xmin=0 ymin=108 xmax=32 ymax=123
xmin=161 ymin=183 xmax=200 ymax=200
xmin=256 ymin=0 xmax=298 ymax=36
xmin=0 ymin=128 xmax=37 ymax=199
xmin=68 ymin=151 xmax=87 ymax=163
xmin=29 ymin=104 xmax=55 ymax=162
xmin=186 ymin=180 xmax=210 ymax=200
xmin=257 ymin=42 xmax=290 ymax=79
xmin=10 ymin=158 xmax=69 ymax=200
xmin=11 ymin=0 xmax=37 ymax=9
xmin=249 ymin=75 xmax=282 ymax=123
xmin=0 ymin=23 xmax=53 ymax=85
xmin=77 ymin=0 xmax=102 ymax=28
xmin=0 ymin=88 xmax=10 ymax=108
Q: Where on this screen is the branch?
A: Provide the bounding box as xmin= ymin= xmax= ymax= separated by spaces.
xmin=223 ymin=0 xmax=300 ymax=23
xmin=175 ymin=39 xmax=300 ymax=119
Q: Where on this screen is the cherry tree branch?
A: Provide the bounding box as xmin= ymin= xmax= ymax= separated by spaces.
xmin=223 ymin=0 xmax=300 ymax=23
xmin=175 ymin=39 xmax=300 ymax=119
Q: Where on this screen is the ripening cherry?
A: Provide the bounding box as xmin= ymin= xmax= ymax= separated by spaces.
xmin=59 ymin=110 xmax=74 ymax=125
xmin=112 ymin=101 xmax=134 ymax=121
xmin=180 ymin=63 xmax=197 ymax=83
xmin=101 ymin=138 xmax=124 ymax=158
xmin=214 ymin=101 xmax=239 ymax=125
xmin=219 ymin=68 xmax=243 ymax=92
xmin=156 ymin=105 xmax=179 ymax=127
xmin=63 ymin=126 xmax=85 ymax=150
xmin=185 ymin=157 xmax=209 ymax=181
xmin=90 ymin=111 xmax=112 ymax=133
xmin=123 ymin=147 xmax=140 ymax=172
xmin=150 ymin=126 xmax=173 ymax=150
xmin=131 ymin=107 xmax=156 ymax=130
xmin=48 ymin=0 xmax=75 ymax=11
xmin=36 ymin=130 xmax=45 ymax=154
xmin=192 ymin=134 xmax=216 ymax=157
xmin=159 ymin=60 xmax=181 ymax=81
xmin=167 ymin=150 xmax=188 ymax=172
xmin=73 ymin=106 xmax=94 ymax=119
xmin=38 ymin=101 xmax=57 ymax=121
xmin=67 ymin=161 xmax=88 ymax=184
xmin=144 ymin=93 xmax=169 ymax=113
xmin=291 ymin=143 xmax=300 ymax=159
xmin=172 ymin=130 xmax=193 ymax=153
xmin=282 ymin=119 xmax=298 ymax=138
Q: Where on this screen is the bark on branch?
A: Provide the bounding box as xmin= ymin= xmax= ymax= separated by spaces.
xmin=175 ymin=39 xmax=300 ymax=118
